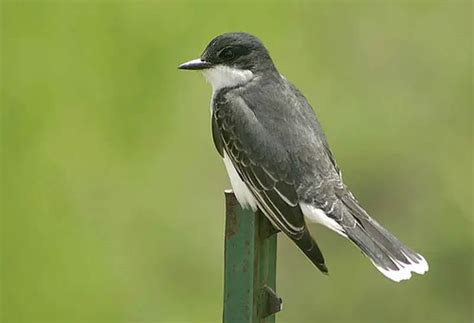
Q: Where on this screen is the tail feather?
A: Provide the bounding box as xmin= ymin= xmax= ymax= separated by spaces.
xmin=342 ymin=208 xmax=429 ymax=282
xmin=300 ymin=196 xmax=428 ymax=282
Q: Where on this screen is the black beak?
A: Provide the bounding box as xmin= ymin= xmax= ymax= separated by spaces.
xmin=178 ymin=58 xmax=212 ymax=70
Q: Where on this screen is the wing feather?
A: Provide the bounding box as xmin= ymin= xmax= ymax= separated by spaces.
xmin=214 ymin=94 xmax=305 ymax=237
xmin=211 ymin=85 xmax=330 ymax=273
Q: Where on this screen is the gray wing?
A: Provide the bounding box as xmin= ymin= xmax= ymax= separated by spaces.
xmin=232 ymin=77 xmax=347 ymax=223
xmin=213 ymin=89 xmax=327 ymax=272
xmin=214 ymin=94 xmax=305 ymax=236
xmin=212 ymin=115 xmax=224 ymax=157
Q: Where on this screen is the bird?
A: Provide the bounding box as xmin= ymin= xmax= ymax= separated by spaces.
xmin=178 ymin=32 xmax=428 ymax=282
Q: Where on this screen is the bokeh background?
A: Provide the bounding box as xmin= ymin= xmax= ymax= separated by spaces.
xmin=1 ymin=1 xmax=472 ymax=322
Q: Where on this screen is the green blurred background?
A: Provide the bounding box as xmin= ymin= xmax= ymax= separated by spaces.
xmin=1 ymin=1 xmax=472 ymax=322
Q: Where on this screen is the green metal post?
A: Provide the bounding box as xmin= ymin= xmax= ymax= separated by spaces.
xmin=223 ymin=191 xmax=282 ymax=323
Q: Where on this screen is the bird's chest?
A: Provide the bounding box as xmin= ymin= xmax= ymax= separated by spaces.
xmin=210 ymin=88 xmax=231 ymax=113
xmin=209 ymin=89 xmax=232 ymax=157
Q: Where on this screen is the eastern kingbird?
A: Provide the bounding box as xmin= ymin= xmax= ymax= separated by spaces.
xmin=178 ymin=32 xmax=428 ymax=282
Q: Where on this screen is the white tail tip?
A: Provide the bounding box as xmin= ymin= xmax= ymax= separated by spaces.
xmin=372 ymin=252 xmax=429 ymax=282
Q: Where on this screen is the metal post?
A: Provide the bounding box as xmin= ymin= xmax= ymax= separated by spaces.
xmin=223 ymin=191 xmax=282 ymax=323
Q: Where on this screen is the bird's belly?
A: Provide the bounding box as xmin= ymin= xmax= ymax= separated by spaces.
xmin=222 ymin=151 xmax=258 ymax=211
xmin=299 ymin=203 xmax=347 ymax=237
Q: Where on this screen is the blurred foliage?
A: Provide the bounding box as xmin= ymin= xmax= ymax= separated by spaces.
xmin=1 ymin=1 xmax=472 ymax=322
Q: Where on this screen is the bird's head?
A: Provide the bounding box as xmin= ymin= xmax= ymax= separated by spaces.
xmin=179 ymin=32 xmax=277 ymax=91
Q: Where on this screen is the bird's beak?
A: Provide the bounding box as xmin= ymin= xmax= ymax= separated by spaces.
xmin=178 ymin=58 xmax=212 ymax=70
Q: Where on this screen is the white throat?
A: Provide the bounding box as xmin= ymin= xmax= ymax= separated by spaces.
xmin=202 ymin=65 xmax=254 ymax=93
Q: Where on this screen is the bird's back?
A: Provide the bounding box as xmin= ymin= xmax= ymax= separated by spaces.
xmin=222 ymin=73 xmax=343 ymax=203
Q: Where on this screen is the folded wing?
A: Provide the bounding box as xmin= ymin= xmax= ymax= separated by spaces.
xmin=213 ymin=93 xmax=328 ymax=273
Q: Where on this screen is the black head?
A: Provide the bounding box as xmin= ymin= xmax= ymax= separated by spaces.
xmin=178 ymin=32 xmax=276 ymax=73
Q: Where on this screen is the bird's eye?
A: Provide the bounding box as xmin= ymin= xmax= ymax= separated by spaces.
xmin=219 ymin=48 xmax=235 ymax=60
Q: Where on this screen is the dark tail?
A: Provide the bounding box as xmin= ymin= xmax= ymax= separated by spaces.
xmin=340 ymin=197 xmax=429 ymax=282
